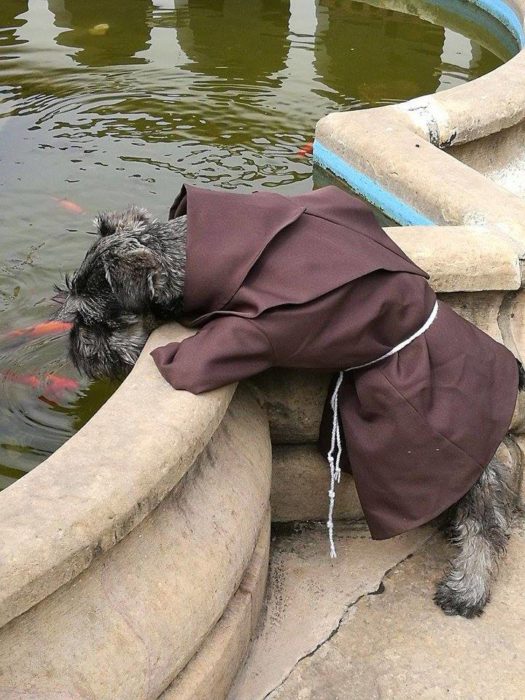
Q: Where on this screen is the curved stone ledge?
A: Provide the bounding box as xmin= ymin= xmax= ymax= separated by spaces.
xmin=271 ymin=445 xmax=363 ymax=523
xmin=161 ymin=509 xmax=270 ymax=700
xmin=0 ymin=386 xmax=272 ymax=698
xmin=315 ymin=108 xmax=525 ymax=233
xmin=386 ymin=226 xmax=521 ymax=292
xmin=249 ymin=369 xmax=331 ymax=444
xmin=0 ymin=323 xmax=237 ymax=630
xmin=397 ymin=49 xmax=525 ymax=147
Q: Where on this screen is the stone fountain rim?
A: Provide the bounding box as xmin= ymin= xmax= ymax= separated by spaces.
xmin=0 ymin=323 xmax=236 ymax=629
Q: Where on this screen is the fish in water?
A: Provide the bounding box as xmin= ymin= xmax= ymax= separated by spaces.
xmin=3 ymin=320 xmax=73 ymax=341
xmin=1 ymin=371 xmax=80 ymax=399
xmin=52 ymin=197 xmax=86 ymax=214
xmin=296 ymin=141 xmax=313 ymax=157
xmin=89 ymin=23 xmax=110 ymax=36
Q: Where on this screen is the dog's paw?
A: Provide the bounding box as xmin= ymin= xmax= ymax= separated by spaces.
xmin=434 ymin=580 xmax=488 ymax=619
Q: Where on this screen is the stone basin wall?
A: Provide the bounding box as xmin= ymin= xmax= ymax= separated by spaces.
xmin=0 ymin=326 xmax=272 ymax=699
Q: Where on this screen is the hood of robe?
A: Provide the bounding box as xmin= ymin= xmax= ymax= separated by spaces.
xmin=170 ymin=184 xmax=429 ymax=323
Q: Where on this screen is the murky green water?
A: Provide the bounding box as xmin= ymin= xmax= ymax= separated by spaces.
xmin=0 ymin=0 xmax=516 ymax=487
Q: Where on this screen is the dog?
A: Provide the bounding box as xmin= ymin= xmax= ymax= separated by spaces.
xmin=53 ymin=203 xmax=522 ymax=619
xmin=53 ymin=207 xmax=186 ymax=380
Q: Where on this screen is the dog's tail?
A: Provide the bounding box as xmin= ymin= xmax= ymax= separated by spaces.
xmin=518 ymin=360 xmax=525 ymax=391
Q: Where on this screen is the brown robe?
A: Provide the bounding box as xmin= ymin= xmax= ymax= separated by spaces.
xmin=151 ymin=184 xmax=518 ymax=540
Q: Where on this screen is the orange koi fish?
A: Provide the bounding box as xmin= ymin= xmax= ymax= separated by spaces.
xmin=42 ymin=374 xmax=80 ymax=396
xmin=1 ymin=371 xmax=80 ymax=398
xmin=4 ymin=320 xmax=73 ymax=340
xmin=1 ymin=371 xmax=40 ymax=389
xmin=52 ymin=197 xmax=86 ymax=214
xmin=297 ymin=141 xmax=313 ymax=157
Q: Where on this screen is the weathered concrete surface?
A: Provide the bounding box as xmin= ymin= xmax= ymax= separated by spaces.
xmin=161 ymin=509 xmax=270 ymax=700
xmin=249 ymin=369 xmax=330 ymax=444
xmin=511 ymin=434 xmax=525 ymax=500
xmin=507 ymin=288 xmax=525 ymax=364
xmin=386 ymin=225 xmax=521 ymax=292
xmin=437 ymin=291 xmax=505 ymax=343
xmin=240 ymin=510 xmax=273 ymax=638
xmin=396 ymin=49 xmax=525 ymax=147
xmin=166 ymin=587 xmax=252 ymax=700
xmin=316 ymin=107 xmax=525 ymax=240
xmin=0 ymin=323 xmax=236 ymax=630
xmin=449 ymin=121 xmax=525 ymax=200
xmin=229 ymin=523 xmax=434 ymax=700
xmin=0 ymin=388 xmax=271 ymax=699
xmin=511 ymin=388 xmax=525 ymax=434
xmin=271 ymin=445 xmax=363 ymax=523
xmin=267 ymin=525 xmax=525 ymax=700
xmin=270 ymin=441 xmax=521 ymax=525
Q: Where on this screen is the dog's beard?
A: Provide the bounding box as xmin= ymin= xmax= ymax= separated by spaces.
xmin=69 ymin=313 xmax=160 ymax=380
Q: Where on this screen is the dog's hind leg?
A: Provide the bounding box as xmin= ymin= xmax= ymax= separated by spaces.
xmin=434 ymin=456 xmax=516 ymax=618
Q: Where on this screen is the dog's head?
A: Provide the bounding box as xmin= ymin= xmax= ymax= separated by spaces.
xmin=53 ymin=206 xmax=186 ymax=380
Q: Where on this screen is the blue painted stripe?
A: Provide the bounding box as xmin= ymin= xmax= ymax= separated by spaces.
xmin=426 ymin=0 xmax=522 ymax=52
xmin=466 ymin=0 xmax=525 ymax=46
xmin=313 ymin=142 xmax=436 ymax=226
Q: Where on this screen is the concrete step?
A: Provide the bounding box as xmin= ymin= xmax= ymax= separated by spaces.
xmin=231 ymin=521 xmax=525 ymax=700
xmin=229 ymin=523 xmax=434 ymax=699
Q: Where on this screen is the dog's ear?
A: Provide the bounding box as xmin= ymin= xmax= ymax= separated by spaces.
xmin=94 ymin=213 xmax=118 ymax=237
xmin=102 ymin=238 xmax=163 ymax=311
xmin=95 ymin=207 xmax=154 ymax=237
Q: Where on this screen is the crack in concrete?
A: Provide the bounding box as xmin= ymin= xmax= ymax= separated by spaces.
xmin=263 ymin=532 xmax=436 ymax=699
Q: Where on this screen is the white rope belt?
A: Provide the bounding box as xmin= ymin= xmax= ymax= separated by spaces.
xmin=326 ymin=300 xmax=439 ymax=558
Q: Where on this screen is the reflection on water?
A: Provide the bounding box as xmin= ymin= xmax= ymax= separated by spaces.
xmin=50 ymin=0 xmax=153 ymax=66
xmin=315 ymin=1 xmax=445 ymax=104
xmin=175 ymin=0 xmax=291 ymax=83
xmin=0 ymin=0 xmax=516 ymax=487
xmin=0 ymin=0 xmax=27 ymax=49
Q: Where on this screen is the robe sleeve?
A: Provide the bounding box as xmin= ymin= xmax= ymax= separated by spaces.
xmin=150 ymin=316 xmax=274 ymax=394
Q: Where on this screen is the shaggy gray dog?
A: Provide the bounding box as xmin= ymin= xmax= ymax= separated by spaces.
xmin=54 ymin=206 xmax=521 ymax=619
xmin=54 ymin=207 xmax=186 ymax=379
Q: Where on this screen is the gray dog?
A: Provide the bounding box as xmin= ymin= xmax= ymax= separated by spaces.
xmin=54 ymin=205 xmax=521 ymax=619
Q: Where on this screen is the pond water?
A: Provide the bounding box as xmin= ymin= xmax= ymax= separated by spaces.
xmin=0 ymin=0 xmax=517 ymax=488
